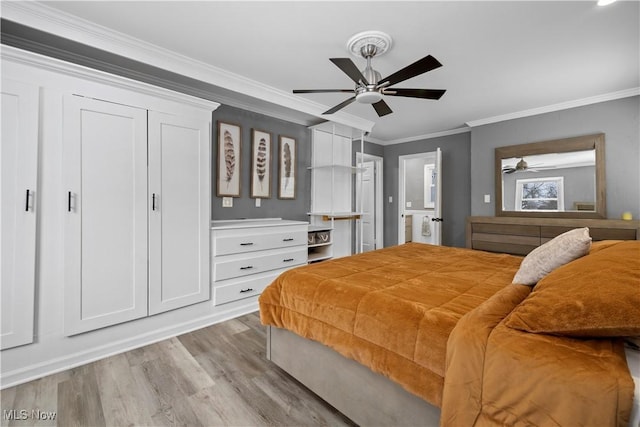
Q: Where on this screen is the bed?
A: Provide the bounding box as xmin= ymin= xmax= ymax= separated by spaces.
xmin=259 ymin=217 xmax=640 ymax=426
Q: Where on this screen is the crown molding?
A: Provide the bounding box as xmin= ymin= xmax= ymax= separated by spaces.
xmin=375 ymin=126 xmax=471 ymax=146
xmin=465 ymin=87 xmax=640 ymax=128
xmin=1 ymin=45 xmax=221 ymax=113
xmin=1 ymin=1 xmax=375 ymax=133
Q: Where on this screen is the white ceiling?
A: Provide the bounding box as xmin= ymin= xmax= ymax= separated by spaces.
xmin=18 ymin=1 xmax=640 ymax=143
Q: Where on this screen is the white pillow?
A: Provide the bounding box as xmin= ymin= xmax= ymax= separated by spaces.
xmin=512 ymin=227 xmax=591 ymax=286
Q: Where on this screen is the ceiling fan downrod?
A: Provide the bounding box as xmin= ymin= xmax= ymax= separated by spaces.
xmin=356 ymin=44 xmax=384 ymax=104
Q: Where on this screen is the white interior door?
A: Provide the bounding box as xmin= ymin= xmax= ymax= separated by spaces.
xmin=1 ymin=79 xmax=39 ymax=349
xmin=63 ymin=96 xmax=148 ymax=335
xmin=356 ymin=161 xmax=376 ymax=252
xmin=398 ymin=148 xmax=442 ymax=245
xmin=148 ymin=111 xmax=210 ymax=315
xmin=356 ymin=154 xmax=384 ymax=252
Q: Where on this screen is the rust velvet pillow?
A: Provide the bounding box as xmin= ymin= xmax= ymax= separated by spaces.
xmin=512 ymin=227 xmax=591 ymax=286
xmin=505 ymin=240 xmax=640 ymax=337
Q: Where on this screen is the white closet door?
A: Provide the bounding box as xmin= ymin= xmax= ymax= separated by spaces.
xmin=1 ymin=79 xmax=39 ymax=349
xmin=63 ymin=96 xmax=148 ymax=335
xmin=148 ymin=111 xmax=210 ymax=315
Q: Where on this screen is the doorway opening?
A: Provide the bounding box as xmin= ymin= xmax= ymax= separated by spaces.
xmin=398 ymin=149 xmax=442 ymax=246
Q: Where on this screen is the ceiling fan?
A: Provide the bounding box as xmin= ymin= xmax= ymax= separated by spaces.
xmin=502 ymin=158 xmax=547 ymax=174
xmin=292 ymin=31 xmax=446 ymax=117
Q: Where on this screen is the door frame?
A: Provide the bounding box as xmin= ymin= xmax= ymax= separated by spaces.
xmin=397 ymin=150 xmax=441 ymax=245
xmin=356 ymin=152 xmax=384 ymax=252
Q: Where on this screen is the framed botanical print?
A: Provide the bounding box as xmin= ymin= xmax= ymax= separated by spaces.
xmin=250 ymin=129 xmax=272 ymax=198
xmin=278 ymin=135 xmax=297 ymax=199
xmin=216 ymin=121 xmax=242 ymax=197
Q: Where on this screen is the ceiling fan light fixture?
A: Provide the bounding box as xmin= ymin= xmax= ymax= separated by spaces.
xmin=356 ymin=91 xmax=384 ymax=104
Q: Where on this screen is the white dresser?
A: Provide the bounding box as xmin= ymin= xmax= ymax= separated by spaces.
xmin=211 ymin=219 xmax=308 ymax=306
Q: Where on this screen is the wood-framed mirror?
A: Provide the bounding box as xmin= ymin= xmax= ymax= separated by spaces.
xmin=495 ymin=133 xmax=605 ymax=218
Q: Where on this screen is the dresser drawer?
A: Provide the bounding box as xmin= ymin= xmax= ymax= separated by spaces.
xmin=212 ymin=246 xmax=307 ymax=281
xmin=212 ymin=225 xmax=307 ymax=256
xmin=213 ymin=270 xmax=282 ymax=306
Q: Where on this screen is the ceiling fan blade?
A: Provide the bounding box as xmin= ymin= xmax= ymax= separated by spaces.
xmin=384 ymin=88 xmax=446 ymax=100
xmin=293 ymin=89 xmax=353 ymax=94
xmin=323 ymin=96 xmax=357 ymax=115
xmin=372 ymin=100 xmax=393 ymax=117
xmin=330 ymin=58 xmax=369 ymax=85
xmin=380 ymin=55 xmax=442 ymax=87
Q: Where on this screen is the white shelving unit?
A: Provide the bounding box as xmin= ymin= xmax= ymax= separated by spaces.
xmin=308 ymin=123 xmax=367 ymax=258
xmin=307 ymin=225 xmax=333 ymax=263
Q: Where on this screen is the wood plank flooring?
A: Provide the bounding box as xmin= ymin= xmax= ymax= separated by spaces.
xmin=1 ymin=312 xmax=356 ymax=427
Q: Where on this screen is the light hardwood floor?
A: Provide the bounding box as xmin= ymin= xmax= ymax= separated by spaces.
xmin=1 ymin=312 xmax=356 ymax=427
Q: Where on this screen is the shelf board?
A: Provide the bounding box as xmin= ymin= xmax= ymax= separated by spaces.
xmin=308 ymin=164 xmax=365 ymax=173
xmin=308 ymin=212 xmax=363 ymax=221
xmin=308 ymin=242 xmax=332 ymax=248
xmin=308 ymin=212 xmax=363 ymax=216
xmin=308 ymin=225 xmax=334 ymax=232
xmin=308 ymin=254 xmax=332 ymax=263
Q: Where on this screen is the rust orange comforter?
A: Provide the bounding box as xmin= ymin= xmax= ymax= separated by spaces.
xmin=259 ymin=242 xmax=634 ymax=426
xmin=442 ymin=283 xmax=634 ymax=427
xmin=259 ymin=242 xmax=523 ymax=407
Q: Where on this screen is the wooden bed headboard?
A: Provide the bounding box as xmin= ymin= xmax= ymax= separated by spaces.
xmin=467 ymin=216 xmax=640 ymax=256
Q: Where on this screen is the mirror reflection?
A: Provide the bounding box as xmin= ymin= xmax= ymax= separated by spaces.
xmin=404 ymin=153 xmax=437 ymax=210
xmin=495 ymin=133 xmax=605 ymax=219
xmin=501 ymin=149 xmax=596 ymax=212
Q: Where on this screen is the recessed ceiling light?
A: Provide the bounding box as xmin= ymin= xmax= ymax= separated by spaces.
xmin=597 ymin=0 xmax=617 ymax=6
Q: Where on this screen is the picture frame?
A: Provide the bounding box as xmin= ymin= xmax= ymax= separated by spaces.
xmin=216 ymin=121 xmax=242 ymax=197
xmin=250 ymin=128 xmax=272 ymax=199
xmin=278 ymin=135 xmax=297 ymax=199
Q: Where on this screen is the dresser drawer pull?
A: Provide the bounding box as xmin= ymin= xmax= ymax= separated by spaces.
xmin=283 ymin=238 xmax=294 ymax=242
xmin=283 ymin=258 xmax=295 ymax=262
xmin=239 ymin=288 xmax=254 ymax=293
xmin=240 ymin=242 xmax=254 ymax=246
xmin=240 ymin=266 xmax=254 ymax=270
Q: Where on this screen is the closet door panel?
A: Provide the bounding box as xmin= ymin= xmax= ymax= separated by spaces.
xmin=1 ymin=79 xmax=39 ymax=349
xmin=64 ymin=96 xmax=148 ymax=335
xmin=148 ymin=112 xmax=210 ymax=315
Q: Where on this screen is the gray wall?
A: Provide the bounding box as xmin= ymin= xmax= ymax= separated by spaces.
xmin=212 ymin=105 xmax=311 ymax=221
xmin=383 ymin=132 xmax=472 ymax=248
xmin=471 ymin=96 xmax=640 ymax=219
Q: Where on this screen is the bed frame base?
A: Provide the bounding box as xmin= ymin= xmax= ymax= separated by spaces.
xmin=266 ymin=325 xmax=441 ymax=426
